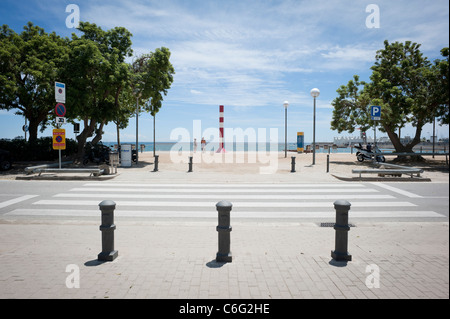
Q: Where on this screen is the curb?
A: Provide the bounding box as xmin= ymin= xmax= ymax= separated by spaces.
xmin=331 ymin=174 xmax=432 ymax=182
xmin=15 ymin=173 xmax=119 ymax=181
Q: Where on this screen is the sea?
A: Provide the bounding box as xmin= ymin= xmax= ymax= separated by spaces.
xmin=102 ymin=142 xmax=355 ymax=153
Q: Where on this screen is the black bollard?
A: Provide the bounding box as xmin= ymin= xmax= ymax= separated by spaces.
xmin=291 ymin=156 xmax=296 ymax=173
xmin=215 ymin=201 xmax=232 ymax=263
xmin=98 ymin=200 xmax=118 ymax=261
xmin=331 ymin=200 xmax=352 ymax=261
xmin=327 ymin=154 xmax=330 ymax=173
xmin=188 ymin=156 xmax=193 ymax=172
xmin=153 ymin=154 xmax=159 ymax=172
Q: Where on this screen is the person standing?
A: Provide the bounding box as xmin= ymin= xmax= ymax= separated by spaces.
xmin=193 ymin=138 xmax=198 ymax=153
xmin=201 ymin=137 xmax=206 ymax=152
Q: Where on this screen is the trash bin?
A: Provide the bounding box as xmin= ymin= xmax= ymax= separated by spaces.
xmin=109 ymin=151 xmax=119 ymax=173
xmin=120 ymin=144 xmax=132 ymax=167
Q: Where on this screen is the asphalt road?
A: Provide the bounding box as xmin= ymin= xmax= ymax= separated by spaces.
xmin=0 ymin=180 xmax=448 ymax=223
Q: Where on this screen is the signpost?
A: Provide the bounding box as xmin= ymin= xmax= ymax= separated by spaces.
xmin=56 ymin=117 xmax=66 ymax=125
xmin=55 ymin=82 xmax=66 ymax=103
xmin=55 ymin=82 xmax=66 ymax=169
xmin=371 ymin=106 xmax=381 ymax=148
xmin=55 ymin=103 xmax=66 ymax=117
xmin=371 ymin=106 xmax=381 ymax=121
xmin=53 ymin=129 xmax=66 ymax=150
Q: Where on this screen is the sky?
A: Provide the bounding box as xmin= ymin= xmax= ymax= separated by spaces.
xmin=0 ymin=0 xmax=449 ymax=144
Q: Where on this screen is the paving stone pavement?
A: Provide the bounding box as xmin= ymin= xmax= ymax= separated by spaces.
xmin=1 ymin=154 xmax=448 ymax=301
xmin=0 ymin=220 xmax=448 ymax=299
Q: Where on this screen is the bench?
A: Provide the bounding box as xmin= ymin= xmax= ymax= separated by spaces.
xmin=352 ymin=162 xmax=423 ymax=178
xmin=352 ymin=168 xmax=423 ymax=178
xmin=35 ymin=168 xmax=105 ymax=177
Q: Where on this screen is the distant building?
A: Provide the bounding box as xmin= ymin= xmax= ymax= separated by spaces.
xmin=333 ymin=136 xmax=375 ymax=147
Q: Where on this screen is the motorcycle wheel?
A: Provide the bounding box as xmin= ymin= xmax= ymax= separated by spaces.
xmin=357 ymin=154 xmax=364 ymax=162
xmin=376 ymin=156 xmax=386 ymax=163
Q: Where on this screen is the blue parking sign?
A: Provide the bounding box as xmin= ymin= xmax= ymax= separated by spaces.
xmin=371 ymin=105 xmax=381 ymax=120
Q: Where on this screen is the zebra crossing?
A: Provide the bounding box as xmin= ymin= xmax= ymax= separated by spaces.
xmin=2 ymin=182 xmax=445 ymax=220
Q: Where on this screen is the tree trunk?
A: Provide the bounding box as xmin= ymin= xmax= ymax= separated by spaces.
xmin=115 ymin=122 xmax=121 ymax=151
xmin=384 ymin=122 xmax=425 ymax=162
xmin=91 ymin=121 xmax=105 ymax=145
xmin=26 ymin=112 xmax=48 ymax=143
xmin=75 ymin=118 xmax=97 ymax=163
xmin=27 ymin=118 xmax=40 ymax=143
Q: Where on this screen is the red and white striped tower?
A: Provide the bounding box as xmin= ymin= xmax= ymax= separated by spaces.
xmin=217 ymin=105 xmax=226 ymax=153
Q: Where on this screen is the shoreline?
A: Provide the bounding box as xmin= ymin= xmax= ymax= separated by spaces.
xmin=104 ymin=141 xmax=449 ymax=155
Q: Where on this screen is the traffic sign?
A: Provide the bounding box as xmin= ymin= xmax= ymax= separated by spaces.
xmin=371 ymin=105 xmax=381 ymax=121
xmin=55 ymin=103 xmax=66 ymax=117
xmin=53 ymin=129 xmax=66 ymax=150
xmin=55 ymin=82 xmax=66 ymax=103
xmin=56 ymin=117 xmax=66 ymax=125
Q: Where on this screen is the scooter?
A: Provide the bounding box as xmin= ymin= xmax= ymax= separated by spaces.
xmin=83 ymin=142 xmax=111 ymax=165
xmin=354 ymin=144 xmax=385 ymax=163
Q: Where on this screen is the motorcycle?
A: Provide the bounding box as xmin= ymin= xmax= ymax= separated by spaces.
xmin=83 ymin=142 xmax=111 ymax=165
xmin=354 ymin=144 xmax=385 ymax=163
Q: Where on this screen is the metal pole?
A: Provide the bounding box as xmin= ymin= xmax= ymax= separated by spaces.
xmin=374 ymin=121 xmax=377 ymax=149
xmin=153 ymin=111 xmax=156 ymax=157
xmin=433 ymin=117 xmax=436 ymax=159
xmin=327 ymin=154 xmax=330 ymax=173
xmin=313 ymin=97 xmax=316 ymax=165
xmin=58 ymin=123 xmax=62 ymax=169
xmin=285 ymin=107 xmax=287 ymax=158
xmin=135 ymin=96 xmax=139 ymax=165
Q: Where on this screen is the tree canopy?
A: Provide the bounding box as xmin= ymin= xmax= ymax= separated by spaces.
xmin=0 ymin=22 xmax=69 ymax=142
xmin=0 ymin=22 xmax=175 ymax=161
xmin=331 ymin=40 xmax=449 ymax=154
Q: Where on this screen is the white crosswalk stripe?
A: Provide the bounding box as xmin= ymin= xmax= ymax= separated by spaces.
xmin=3 ymin=182 xmax=446 ymax=219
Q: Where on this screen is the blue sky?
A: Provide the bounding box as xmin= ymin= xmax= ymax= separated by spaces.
xmin=0 ymin=0 xmax=449 ymax=143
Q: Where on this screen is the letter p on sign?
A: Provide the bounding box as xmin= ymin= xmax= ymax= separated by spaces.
xmin=371 ymin=105 xmax=381 ymax=121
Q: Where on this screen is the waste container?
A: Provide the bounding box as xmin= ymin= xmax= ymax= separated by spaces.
xmin=120 ymin=144 xmax=132 ymax=167
xmin=109 ymin=151 xmax=119 ymax=173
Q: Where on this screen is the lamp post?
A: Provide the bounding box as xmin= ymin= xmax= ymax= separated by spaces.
xmin=283 ymin=101 xmax=289 ymax=158
xmin=310 ymin=88 xmax=320 ymax=165
xmin=136 ymin=95 xmax=139 ymax=165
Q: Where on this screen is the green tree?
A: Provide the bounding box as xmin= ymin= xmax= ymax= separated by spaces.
xmin=331 ymin=40 xmax=449 ymax=155
xmin=130 ymin=48 xmax=175 ymax=156
xmin=63 ymin=22 xmax=133 ymax=161
xmin=112 ymin=88 xmax=136 ymax=150
xmin=0 ymin=22 xmax=69 ymax=142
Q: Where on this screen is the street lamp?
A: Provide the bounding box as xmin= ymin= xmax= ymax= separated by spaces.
xmin=310 ymin=88 xmax=320 ymax=165
xmin=283 ymin=101 xmax=289 ymax=158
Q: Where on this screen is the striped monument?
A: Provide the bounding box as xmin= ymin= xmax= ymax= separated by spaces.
xmin=217 ymin=105 xmax=226 ymax=153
